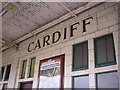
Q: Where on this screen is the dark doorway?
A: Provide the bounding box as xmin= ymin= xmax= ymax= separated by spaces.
xmin=20 ymin=81 xmax=33 ymax=90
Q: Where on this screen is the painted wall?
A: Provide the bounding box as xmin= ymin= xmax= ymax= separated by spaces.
xmin=1 ymin=2 xmax=120 ymax=89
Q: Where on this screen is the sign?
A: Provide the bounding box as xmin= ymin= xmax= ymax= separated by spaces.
xmin=27 ymin=16 xmax=94 ymax=52
xmin=38 ymin=55 xmax=64 ymax=88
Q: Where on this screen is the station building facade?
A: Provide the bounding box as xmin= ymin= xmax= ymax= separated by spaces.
xmin=0 ymin=2 xmax=120 ymax=89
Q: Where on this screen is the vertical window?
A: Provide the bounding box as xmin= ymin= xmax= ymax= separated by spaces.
xmin=4 ymin=64 xmax=11 ymax=81
xmin=20 ymin=60 xmax=27 ymax=79
xmin=96 ymin=71 xmax=119 ymax=88
xmin=73 ymin=41 xmax=88 ymax=71
xmin=28 ymin=57 xmax=36 ymax=78
xmin=0 ymin=66 xmax=5 ymax=81
xmin=94 ymin=34 xmax=116 ymax=67
xmin=73 ymin=75 xmax=89 ymax=88
xmin=2 ymin=83 xmax=8 ymax=89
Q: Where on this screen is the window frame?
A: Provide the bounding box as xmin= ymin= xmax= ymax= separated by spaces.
xmin=96 ymin=70 xmax=118 ymax=89
xmin=28 ymin=57 xmax=36 ymax=78
xmin=94 ymin=33 xmax=116 ymax=68
xmin=72 ymin=41 xmax=88 ymax=71
xmin=4 ymin=64 xmax=11 ymax=81
xmin=0 ymin=66 xmax=5 ymax=81
xmin=72 ymin=74 xmax=89 ymax=89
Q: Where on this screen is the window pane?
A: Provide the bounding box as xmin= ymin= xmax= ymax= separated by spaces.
xmin=20 ymin=60 xmax=27 ymax=79
xmin=97 ymin=71 xmax=119 ymax=88
xmin=73 ymin=75 xmax=89 ymax=88
xmin=96 ymin=39 xmax=107 ymax=64
xmin=73 ymin=42 xmax=88 ymax=70
xmin=74 ymin=45 xmax=83 ymax=68
xmin=4 ymin=64 xmax=11 ymax=81
xmin=106 ymin=36 xmax=115 ymax=62
xmin=0 ymin=66 xmax=5 ymax=81
xmin=28 ymin=58 xmax=35 ymax=77
xmin=83 ymin=43 xmax=88 ymax=67
xmin=2 ymin=83 xmax=8 ymax=89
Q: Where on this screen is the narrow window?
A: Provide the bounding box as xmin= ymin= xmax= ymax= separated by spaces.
xmin=2 ymin=83 xmax=8 ymax=89
xmin=73 ymin=41 xmax=88 ymax=71
xmin=73 ymin=75 xmax=89 ymax=88
xmin=20 ymin=60 xmax=27 ymax=79
xmin=4 ymin=64 xmax=11 ymax=81
xmin=28 ymin=57 xmax=36 ymax=78
xmin=0 ymin=66 xmax=5 ymax=81
xmin=94 ymin=34 xmax=116 ymax=67
xmin=96 ymin=71 xmax=119 ymax=88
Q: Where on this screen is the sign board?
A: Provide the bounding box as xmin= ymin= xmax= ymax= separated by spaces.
xmin=38 ymin=55 xmax=64 ymax=88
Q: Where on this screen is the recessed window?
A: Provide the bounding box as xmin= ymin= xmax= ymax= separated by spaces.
xmin=28 ymin=57 xmax=36 ymax=78
xmin=20 ymin=60 xmax=27 ymax=79
xmin=73 ymin=41 xmax=88 ymax=71
xmin=96 ymin=71 xmax=119 ymax=88
xmin=2 ymin=83 xmax=8 ymax=89
xmin=73 ymin=75 xmax=89 ymax=88
xmin=0 ymin=66 xmax=5 ymax=81
xmin=4 ymin=64 xmax=11 ymax=81
xmin=94 ymin=34 xmax=116 ymax=67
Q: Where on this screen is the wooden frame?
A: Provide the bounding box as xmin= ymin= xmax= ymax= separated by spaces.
xmin=38 ymin=54 xmax=65 ymax=88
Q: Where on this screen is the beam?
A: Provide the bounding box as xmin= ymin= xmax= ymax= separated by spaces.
xmin=58 ymin=2 xmax=77 ymax=17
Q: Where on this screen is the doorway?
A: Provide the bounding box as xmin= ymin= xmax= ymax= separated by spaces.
xmin=20 ymin=81 xmax=33 ymax=90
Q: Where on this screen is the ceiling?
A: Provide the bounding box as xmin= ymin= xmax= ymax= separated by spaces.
xmin=1 ymin=2 xmax=88 ymax=48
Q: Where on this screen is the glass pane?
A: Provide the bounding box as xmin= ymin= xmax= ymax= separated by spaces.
xmin=74 ymin=45 xmax=83 ymax=68
xmin=21 ymin=60 xmax=27 ymax=79
xmin=4 ymin=64 xmax=11 ymax=81
xmin=0 ymin=68 xmax=1 ymax=81
xmin=2 ymin=83 xmax=8 ymax=89
xmin=73 ymin=42 xmax=88 ymax=69
xmin=29 ymin=58 xmax=35 ymax=77
xmin=73 ymin=75 xmax=89 ymax=88
xmin=83 ymin=43 xmax=88 ymax=67
xmin=97 ymin=72 xmax=119 ymax=88
xmin=0 ymin=66 xmax=5 ymax=81
xmin=96 ymin=39 xmax=107 ymax=64
xmin=106 ymin=36 xmax=115 ymax=62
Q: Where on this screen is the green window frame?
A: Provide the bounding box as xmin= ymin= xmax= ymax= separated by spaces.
xmin=28 ymin=57 xmax=36 ymax=78
xmin=96 ymin=70 xmax=119 ymax=89
xmin=72 ymin=74 xmax=89 ymax=89
xmin=20 ymin=60 xmax=27 ymax=79
xmin=94 ymin=33 xmax=116 ymax=67
xmin=72 ymin=41 xmax=88 ymax=71
xmin=4 ymin=64 xmax=11 ymax=81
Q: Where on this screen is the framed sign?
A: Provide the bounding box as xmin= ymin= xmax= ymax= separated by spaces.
xmin=38 ymin=54 xmax=64 ymax=88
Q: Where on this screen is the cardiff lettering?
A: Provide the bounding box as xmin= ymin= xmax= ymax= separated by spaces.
xmin=28 ymin=16 xmax=93 ymax=52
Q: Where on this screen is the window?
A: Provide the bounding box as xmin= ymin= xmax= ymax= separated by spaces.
xmin=73 ymin=75 xmax=89 ymax=88
xmin=4 ymin=64 xmax=11 ymax=81
xmin=73 ymin=41 xmax=88 ymax=71
xmin=2 ymin=83 xmax=8 ymax=89
xmin=96 ymin=71 xmax=119 ymax=88
xmin=0 ymin=66 xmax=5 ymax=81
xmin=28 ymin=57 xmax=36 ymax=78
xmin=94 ymin=34 xmax=116 ymax=67
xmin=20 ymin=60 xmax=27 ymax=79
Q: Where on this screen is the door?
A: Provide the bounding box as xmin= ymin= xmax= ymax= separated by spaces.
xmin=20 ymin=81 xmax=33 ymax=90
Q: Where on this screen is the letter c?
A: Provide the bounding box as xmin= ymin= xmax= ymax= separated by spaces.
xmin=28 ymin=42 xmax=34 ymax=52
